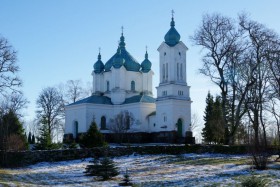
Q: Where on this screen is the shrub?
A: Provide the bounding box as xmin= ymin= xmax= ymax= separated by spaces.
xmin=80 ymin=121 xmax=106 ymax=148
xmin=241 ymin=175 xmax=268 ymax=187
xmin=119 ymin=169 xmax=133 ymax=186
xmin=251 ymin=153 xmax=268 ymax=170
xmin=85 ymin=156 xmax=119 ymax=180
xmin=34 ymin=124 xmax=60 ymax=150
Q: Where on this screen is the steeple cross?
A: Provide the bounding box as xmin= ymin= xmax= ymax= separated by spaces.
xmin=98 ymin=47 xmax=101 ymax=53
xmin=121 ymin=26 xmax=124 ymax=35
xmin=145 ymin=45 xmax=148 ymax=52
xmin=171 ymin=9 xmax=175 ymax=18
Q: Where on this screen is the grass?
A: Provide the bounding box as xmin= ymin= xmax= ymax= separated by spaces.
xmin=169 ymin=156 xmax=250 ymax=166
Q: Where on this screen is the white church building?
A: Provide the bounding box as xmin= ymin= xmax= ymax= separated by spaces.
xmin=64 ymin=15 xmax=193 ymax=143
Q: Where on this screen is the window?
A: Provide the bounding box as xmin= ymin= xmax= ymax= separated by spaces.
xmin=179 ymin=52 xmax=181 ymax=56
xmin=166 ymin=63 xmax=168 ymax=80
xmin=180 ymin=64 xmax=183 ymax=80
xmin=101 ymin=116 xmax=106 ymax=130
xmin=178 ymin=90 xmax=183 ymax=95
xmin=162 ymin=91 xmax=167 ymax=96
xmin=131 ymin=81 xmax=135 ymax=91
xmin=106 ymin=81 xmax=110 ymax=91
xmin=163 ymin=64 xmax=165 ymax=81
xmin=164 ymin=116 xmax=167 ymax=122
xmin=164 ymin=52 xmax=166 ymax=56
xmin=73 ymin=121 xmax=78 ymax=138
xmin=177 ymin=63 xmax=179 ymax=80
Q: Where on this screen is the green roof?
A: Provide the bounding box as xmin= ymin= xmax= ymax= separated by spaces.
xmin=68 ymin=94 xmax=155 ymax=106
xmin=124 ymin=95 xmax=155 ymax=104
xmin=141 ymin=51 xmax=152 ymax=73
xmin=164 ymin=17 xmax=180 ymax=47
xmin=68 ymin=95 xmax=112 ymax=106
xmin=104 ymin=33 xmax=141 ymax=72
xmin=93 ymin=53 xmax=105 ymax=73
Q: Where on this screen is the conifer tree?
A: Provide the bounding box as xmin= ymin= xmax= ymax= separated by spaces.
xmin=202 ymin=92 xmax=214 ymax=144
xmin=28 ymin=132 xmax=32 ymax=144
xmin=85 ymin=156 xmax=119 ymax=180
xmin=81 ymin=121 xmax=106 ymax=148
xmin=0 ymin=110 xmax=28 ymax=151
xmin=34 ymin=124 xmax=55 ymax=150
xmin=119 ymin=169 xmax=133 ymax=186
xmin=202 ymin=93 xmax=225 ymax=144
xmin=31 ymin=134 xmax=36 ymax=144
xmin=212 ymin=96 xmax=224 ymax=144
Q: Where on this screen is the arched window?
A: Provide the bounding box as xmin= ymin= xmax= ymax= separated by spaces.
xmin=180 ymin=64 xmax=183 ymax=80
xmin=73 ymin=121 xmax=78 ymax=138
xmin=177 ymin=63 xmax=179 ymax=80
xmin=162 ymin=64 xmax=165 ymax=81
xmin=101 ymin=116 xmax=106 ymax=130
xmin=106 ymin=81 xmax=110 ymax=91
xmin=131 ymin=81 xmax=135 ymax=91
xmin=166 ymin=63 xmax=168 ymax=79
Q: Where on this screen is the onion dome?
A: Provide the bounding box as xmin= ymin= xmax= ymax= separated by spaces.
xmin=164 ymin=16 xmax=180 ymax=47
xmin=141 ymin=50 xmax=152 ymax=73
xmin=119 ymin=31 xmax=126 ymax=48
xmin=104 ymin=30 xmax=141 ymax=72
xmin=112 ymin=47 xmax=125 ymax=68
xmin=93 ymin=52 xmax=104 ymax=73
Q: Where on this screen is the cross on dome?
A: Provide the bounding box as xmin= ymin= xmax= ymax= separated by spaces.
xmin=121 ymin=26 xmax=124 ymax=35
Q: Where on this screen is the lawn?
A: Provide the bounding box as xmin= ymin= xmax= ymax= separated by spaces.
xmin=0 ymin=153 xmax=280 ymax=186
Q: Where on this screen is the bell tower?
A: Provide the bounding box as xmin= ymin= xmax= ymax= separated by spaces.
xmin=156 ymin=11 xmax=192 ymax=139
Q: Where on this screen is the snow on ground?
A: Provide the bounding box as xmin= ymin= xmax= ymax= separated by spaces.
xmin=0 ymin=153 xmax=280 ymax=187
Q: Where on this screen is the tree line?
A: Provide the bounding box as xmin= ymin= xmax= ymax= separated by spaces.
xmin=193 ymin=13 xmax=280 ymax=149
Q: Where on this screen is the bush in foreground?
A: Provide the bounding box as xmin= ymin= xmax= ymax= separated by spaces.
xmin=80 ymin=121 xmax=106 ymax=148
xmin=85 ymin=156 xmax=119 ymax=180
xmin=241 ymin=174 xmax=268 ymax=187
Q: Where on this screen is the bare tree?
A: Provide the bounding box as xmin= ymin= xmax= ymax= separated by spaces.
xmin=239 ymin=14 xmax=280 ymax=148
xmin=36 ymin=87 xmax=64 ymax=142
xmin=0 ymin=36 xmax=22 ymax=95
xmin=190 ymin=112 xmax=200 ymax=132
xmin=109 ymin=111 xmax=135 ymax=143
xmin=191 ymin=13 xmax=254 ymax=144
xmin=65 ymin=80 xmax=85 ymax=104
xmin=0 ymin=93 xmax=28 ymax=117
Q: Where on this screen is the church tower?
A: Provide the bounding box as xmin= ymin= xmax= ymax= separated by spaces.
xmin=156 ymin=12 xmax=192 ymax=138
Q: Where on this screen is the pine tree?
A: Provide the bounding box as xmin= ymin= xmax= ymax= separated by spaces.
xmin=85 ymin=156 xmax=119 ymax=180
xmin=28 ymin=132 xmax=32 ymax=144
xmin=212 ymin=96 xmax=224 ymax=144
xmin=31 ymin=134 xmax=36 ymax=144
xmin=34 ymin=124 xmax=55 ymax=150
xmin=0 ymin=110 xmax=28 ymax=151
xmin=81 ymin=121 xmax=106 ymax=148
xmin=202 ymin=92 xmax=214 ymax=144
xmin=119 ymin=169 xmax=133 ymax=186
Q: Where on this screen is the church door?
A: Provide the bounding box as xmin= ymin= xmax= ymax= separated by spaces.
xmin=177 ymin=119 xmax=183 ymax=137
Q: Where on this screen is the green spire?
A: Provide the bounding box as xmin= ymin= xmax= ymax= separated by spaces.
xmin=164 ymin=10 xmax=180 ymax=47
xmin=94 ymin=48 xmax=104 ymax=73
xmin=141 ymin=46 xmax=152 ymax=73
xmin=119 ymin=26 xmax=126 ymax=48
xmin=145 ymin=45 xmax=148 ymax=59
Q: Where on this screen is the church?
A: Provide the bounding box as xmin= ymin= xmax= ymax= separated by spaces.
xmin=64 ymin=15 xmax=193 ymax=143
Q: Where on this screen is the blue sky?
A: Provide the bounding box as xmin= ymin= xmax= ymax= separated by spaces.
xmin=1 ymin=1 xmax=280 ymax=133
